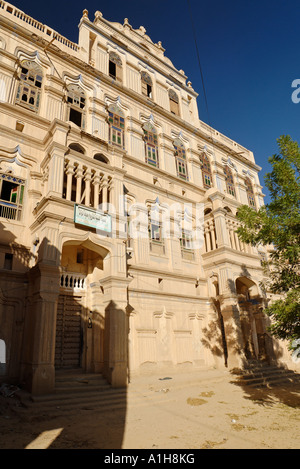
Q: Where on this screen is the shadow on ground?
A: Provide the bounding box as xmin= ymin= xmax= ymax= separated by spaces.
xmin=229 ymin=365 xmax=300 ymax=408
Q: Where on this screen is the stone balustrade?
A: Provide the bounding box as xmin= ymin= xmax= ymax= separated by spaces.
xmin=62 ymin=156 xmax=113 ymax=211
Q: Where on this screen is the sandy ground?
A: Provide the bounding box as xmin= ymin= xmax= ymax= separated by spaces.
xmin=0 ymin=367 xmax=299 ymax=450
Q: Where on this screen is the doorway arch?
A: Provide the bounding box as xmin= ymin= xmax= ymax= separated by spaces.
xmin=236 ymin=276 xmax=267 ymax=360
xmin=55 ymin=239 xmax=111 ymax=373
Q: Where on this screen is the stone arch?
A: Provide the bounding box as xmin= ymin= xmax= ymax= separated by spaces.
xmin=235 ymin=276 xmax=267 ymax=360
xmin=236 ymin=276 xmax=259 ymax=299
xmin=56 ymin=236 xmax=114 ymax=373
xmin=68 ymin=142 xmax=85 ymax=154
xmin=94 ymin=153 xmax=109 ymax=164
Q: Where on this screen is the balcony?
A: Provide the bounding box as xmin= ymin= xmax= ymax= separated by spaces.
xmin=0 ymin=200 xmax=22 ymax=221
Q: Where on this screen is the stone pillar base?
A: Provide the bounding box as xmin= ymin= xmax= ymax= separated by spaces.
xmin=102 ymin=276 xmax=131 ymax=388
xmin=22 ymin=363 xmax=55 ymax=396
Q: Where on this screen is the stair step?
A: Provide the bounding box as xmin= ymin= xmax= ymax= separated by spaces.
xmin=231 ymin=362 xmax=300 ymax=389
xmin=31 ymin=387 xmax=126 ymax=403
xmin=31 ymin=394 xmax=127 ymax=411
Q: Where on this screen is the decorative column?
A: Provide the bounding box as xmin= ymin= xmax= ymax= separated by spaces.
xmin=45 ymin=120 xmax=69 ymax=198
xmin=209 ymin=220 xmax=217 ymax=250
xmin=84 ymin=168 xmax=92 ymax=207
xmin=101 ymin=175 xmax=108 ymax=211
xmin=218 ymin=267 xmax=245 ymax=369
xmin=75 ymin=165 xmax=83 ymax=204
xmin=65 ymin=161 xmax=74 ymax=201
xmin=22 ymin=261 xmax=60 ymax=395
xmin=209 ymin=191 xmax=231 ymax=248
xmin=93 ymin=173 xmax=101 ymax=208
xmin=101 ymin=274 xmax=132 ymax=387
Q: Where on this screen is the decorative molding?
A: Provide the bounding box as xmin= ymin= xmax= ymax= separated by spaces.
xmin=0 ymin=145 xmax=36 ymax=168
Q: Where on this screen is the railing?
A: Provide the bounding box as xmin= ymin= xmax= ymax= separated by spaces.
xmin=0 ymin=200 xmax=21 ymax=220
xmin=60 ymin=272 xmax=86 ymax=290
xmin=198 ymin=121 xmax=252 ymax=160
xmin=61 ymin=156 xmax=113 ymax=209
xmin=203 ymin=218 xmax=218 ymax=252
xmin=0 ymin=1 xmax=79 ymax=52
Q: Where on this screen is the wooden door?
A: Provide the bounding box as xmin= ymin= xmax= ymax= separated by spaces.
xmin=55 ymin=294 xmax=83 ymax=369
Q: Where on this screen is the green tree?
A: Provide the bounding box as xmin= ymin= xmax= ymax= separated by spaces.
xmin=236 ymin=135 xmax=300 ymax=353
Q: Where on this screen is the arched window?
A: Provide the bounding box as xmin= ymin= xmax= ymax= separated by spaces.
xmin=109 ymin=52 xmax=122 ymax=82
xmin=143 ymin=121 xmax=159 ymax=167
xmin=223 ymin=165 xmax=236 ymax=197
xmin=15 ymin=60 xmax=43 ymax=112
xmin=169 ymin=89 xmax=179 ymax=116
xmin=94 ymin=153 xmax=109 ymax=164
xmin=108 ymin=105 xmax=125 ymax=148
xmin=141 ymin=71 xmax=152 ymax=98
xmin=245 ymin=177 xmax=256 ymax=207
xmin=148 ymin=201 xmax=165 ymax=254
xmin=174 ymin=139 xmax=187 ymax=180
xmin=69 ymin=143 xmax=85 ymax=154
xmin=0 ymin=172 xmax=25 ymax=221
xmin=66 ymin=84 xmax=86 ymax=128
xmin=200 ymin=154 xmax=213 ymax=188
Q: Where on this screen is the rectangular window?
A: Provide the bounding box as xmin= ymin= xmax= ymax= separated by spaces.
xmin=69 ymin=108 xmax=82 ymax=127
xmin=170 ymin=98 xmax=179 ymax=115
xmin=0 ymin=174 xmax=25 ymax=221
xmin=180 ymin=231 xmax=193 ymax=250
xmin=204 ymin=174 xmax=211 ymax=186
xmin=109 ymin=60 xmax=116 ymax=79
xmin=180 ymin=231 xmax=195 ymax=261
xmin=4 ymin=253 xmax=13 ymax=270
xmin=177 ymin=160 xmax=187 ymax=180
xmin=228 ymin=186 xmax=235 ymax=197
xmin=76 ymin=249 xmax=84 ymax=264
xmin=149 ymin=221 xmax=165 ymax=255
xmin=150 ymin=223 xmax=162 ymax=242
xmin=142 ymin=81 xmax=152 ymax=98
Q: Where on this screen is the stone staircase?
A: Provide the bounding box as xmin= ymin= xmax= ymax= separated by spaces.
xmin=230 ymin=361 xmax=300 ymax=389
xmin=16 ymin=371 xmax=128 ymax=418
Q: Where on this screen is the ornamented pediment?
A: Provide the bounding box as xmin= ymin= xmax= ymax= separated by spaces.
xmin=105 ymin=96 xmax=127 ymax=117
xmin=141 ymin=114 xmax=158 ymax=133
xmin=63 ymin=73 xmax=93 ymax=92
xmin=222 ymin=156 xmax=238 ymax=172
xmin=0 ymin=145 xmax=36 ymax=170
xmin=16 ymin=49 xmax=48 ymax=70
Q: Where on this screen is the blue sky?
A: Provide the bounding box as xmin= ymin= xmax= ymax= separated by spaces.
xmin=9 ymin=0 xmax=300 ymax=203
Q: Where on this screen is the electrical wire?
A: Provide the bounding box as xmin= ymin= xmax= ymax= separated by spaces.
xmin=186 ymin=0 xmax=212 ymax=129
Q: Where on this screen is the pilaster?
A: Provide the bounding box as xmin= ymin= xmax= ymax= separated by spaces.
xmin=21 ymin=262 xmax=60 ymax=395
xmin=101 ymin=275 xmax=132 ymax=387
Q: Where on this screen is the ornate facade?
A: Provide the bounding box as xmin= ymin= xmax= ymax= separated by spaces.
xmin=0 ymin=2 xmax=296 ymax=395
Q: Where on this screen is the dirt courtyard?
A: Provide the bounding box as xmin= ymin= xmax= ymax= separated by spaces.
xmin=0 ymin=367 xmax=299 ymax=450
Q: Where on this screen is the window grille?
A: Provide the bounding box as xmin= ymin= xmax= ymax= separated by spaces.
xmin=174 ymin=140 xmax=188 ymax=180
xmin=141 ymin=71 xmax=152 ymax=98
xmin=223 ymin=165 xmax=236 ymax=197
xmin=245 ymin=177 xmax=256 ymax=208
xmin=66 ymin=84 xmax=86 ymax=128
xmin=15 ymin=60 xmax=43 ymax=112
xmin=200 ymin=154 xmax=213 ymax=188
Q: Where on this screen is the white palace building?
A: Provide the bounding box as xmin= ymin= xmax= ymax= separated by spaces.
xmin=0 ymin=2 xmax=296 ymax=395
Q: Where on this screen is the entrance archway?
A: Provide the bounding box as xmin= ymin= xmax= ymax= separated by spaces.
xmin=236 ymin=277 xmax=267 ymax=360
xmin=55 ymin=241 xmax=109 ymax=373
